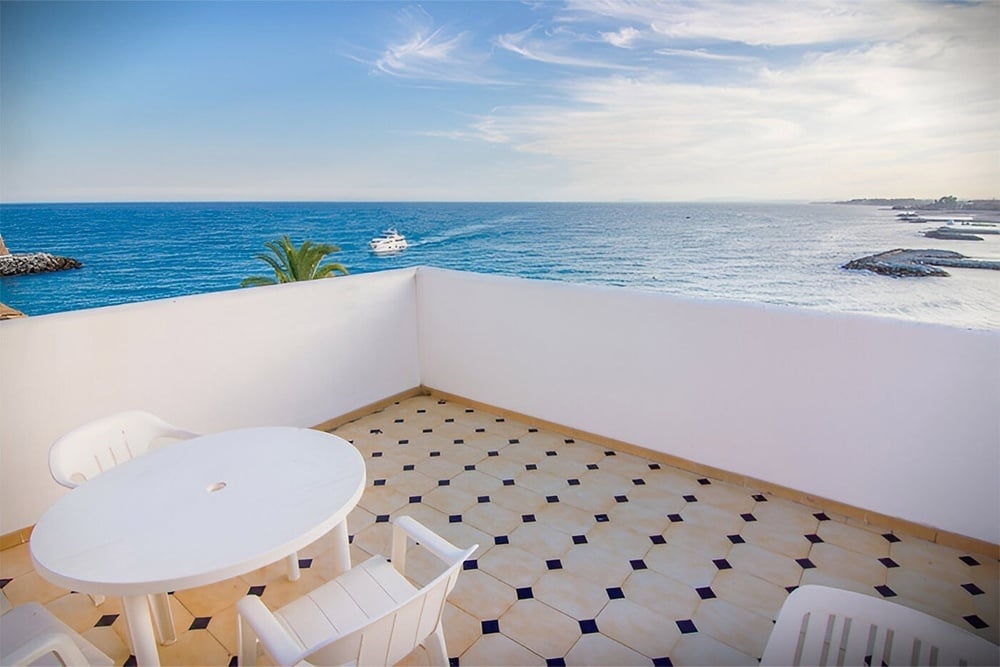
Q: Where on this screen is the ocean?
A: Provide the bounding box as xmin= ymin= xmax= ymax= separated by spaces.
xmin=1 ymin=202 xmax=998 ymax=330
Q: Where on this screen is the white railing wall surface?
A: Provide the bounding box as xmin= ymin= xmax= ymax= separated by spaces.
xmin=416 ymin=268 xmax=1000 ymax=545
xmin=2 ymin=265 xmax=998 ymax=545
xmin=0 ymin=268 xmax=421 ymax=535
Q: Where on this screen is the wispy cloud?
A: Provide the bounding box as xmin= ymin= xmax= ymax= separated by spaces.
xmin=495 ymin=26 xmax=639 ymax=69
xmin=600 ymin=26 xmax=641 ymax=48
xmin=372 ymin=6 xmax=500 ymax=84
xmin=443 ymin=1 xmax=999 ymax=199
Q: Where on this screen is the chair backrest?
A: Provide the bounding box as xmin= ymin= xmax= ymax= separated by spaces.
xmin=761 ymin=585 xmax=999 ymax=666
xmin=0 ymin=601 xmax=114 ymax=666
xmin=49 ymin=410 xmax=199 ymax=488
xmin=309 ymin=516 xmax=477 ymax=666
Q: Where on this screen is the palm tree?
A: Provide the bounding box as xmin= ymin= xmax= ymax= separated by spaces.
xmin=240 ymin=236 xmax=347 ymax=288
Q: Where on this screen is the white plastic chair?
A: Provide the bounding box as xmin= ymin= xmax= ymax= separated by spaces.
xmin=761 ymin=585 xmax=999 ymax=666
xmin=47 ymin=410 xmax=201 ymax=630
xmin=49 ymin=410 xmax=200 ymax=488
xmin=238 ymin=515 xmax=478 ymax=667
xmin=0 ymin=590 xmax=113 ymax=666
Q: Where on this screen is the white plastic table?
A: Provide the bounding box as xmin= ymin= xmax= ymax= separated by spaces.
xmin=30 ymin=426 xmax=366 ymax=666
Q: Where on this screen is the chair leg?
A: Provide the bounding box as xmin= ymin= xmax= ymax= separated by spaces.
xmin=423 ymin=625 xmax=448 ymax=667
xmin=238 ymin=614 xmax=259 ymax=667
xmin=285 ymin=552 xmax=300 ymax=582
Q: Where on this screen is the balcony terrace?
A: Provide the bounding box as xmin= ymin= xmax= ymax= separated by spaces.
xmin=1 ymin=267 xmax=997 ymax=665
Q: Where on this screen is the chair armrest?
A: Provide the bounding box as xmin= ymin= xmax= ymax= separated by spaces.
xmin=391 ymin=516 xmax=478 ymax=575
xmin=5 ymin=631 xmax=91 ymax=666
xmin=237 ymin=596 xmax=309 ymax=666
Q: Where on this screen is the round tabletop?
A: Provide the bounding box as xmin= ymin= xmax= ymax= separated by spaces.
xmin=31 ymin=427 xmax=366 ymax=596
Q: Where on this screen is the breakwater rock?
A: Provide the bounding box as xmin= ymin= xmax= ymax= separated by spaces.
xmin=0 ymin=252 xmax=82 ymax=277
xmin=922 ymin=229 xmax=983 ymax=241
xmin=843 ymin=249 xmax=1000 ymax=278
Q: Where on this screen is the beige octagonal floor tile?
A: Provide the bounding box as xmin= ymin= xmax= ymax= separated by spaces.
xmin=499 ymin=598 xmax=581 ymax=658
xmin=669 ymin=632 xmax=759 ymax=666
xmin=710 ymin=569 xmax=789 ymax=620
xmin=725 ymin=543 xmax=802 ymax=589
xmin=563 ymin=632 xmax=652 ymax=666
xmin=808 ymin=542 xmax=887 ymax=587
xmin=449 ymin=568 xmax=517 ymax=620
xmin=595 ymin=598 xmax=680 ymax=659
xmin=560 ymin=544 xmax=634 ymax=589
xmin=463 ymin=500 xmax=523 ymax=536
xmin=508 ymin=522 xmax=574 ymax=560
xmin=816 ymin=519 xmax=891 ymax=558
xmin=459 ymin=632 xmax=545 ymax=666
xmin=622 ymin=569 xmax=701 ymax=621
xmin=644 ymin=543 xmax=720 ymax=588
xmin=691 ymin=598 xmax=774 ymax=660
xmin=532 ymin=570 xmax=611 ymax=621
xmin=478 ymin=545 xmax=547 ymax=590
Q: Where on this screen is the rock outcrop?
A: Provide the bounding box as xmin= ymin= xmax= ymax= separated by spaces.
xmin=0 ymin=252 xmax=82 ymax=277
xmin=843 ymin=249 xmax=1000 ymax=277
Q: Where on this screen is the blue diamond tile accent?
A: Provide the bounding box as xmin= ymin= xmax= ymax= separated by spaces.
xmin=878 ymin=557 xmax=899 ymax=568
xmin=526 ymin=464 xmax=538 ymax=470
xmin=713 ymin=559 xmax=732 ymax=570
xmin=960 ymin=555 xmax=980 ymax=566
xmin=373 ymin=479 xmax=386 ymax=486
xmin=189 ymin=617 xmax=211 ymax=631
xmin=463 ymin=560 xmax=478 ymax=570
xmin=962 ymin=583 xmax=985 ymax=595
xmin=298 ymin=558 xmax=312 ymax=569
xmin=615 ymin=495 xmax=628 ymax=503
xmin=649 ymin=534 xmax=666 ymax=545
xmin=410 ymin=495 xmax=422 ymax=503
xmin=805 ymin=534 xmax=823 ymax=544
xmin=95 ymin=614 xmax=118 ymax=627
xmin=697 ymin=478 xmax=711 ymax=485
xmin=449 ymin=515 xmax=462 ymax=523
xmin=587 ymin=464 xmax=599 ymax=470
xmin=376 ymin=514 xmax=390 ymax=523
xmin=629 ymin=559 xmax=647 ymax=570
xmin=522 ymin=514 xmax=536 ymax=523
xmin=478 ymin=495 xmax=490 ymax=503
xmin=676 ymin=619 xmax=697 ymax=634
xmin=546 ymin=559 xmax=563 ymax=570
xmin=247 ymin=585 xmax=265 ymax=597
xmin=963 ymin=615 xmax=989 ymax=630
xmin=403 ymin=464 xmax=415 ymax=471
xmin=882 ymin=533 xmax=901 ymax=543
xmin=727 ymin=534 xmax=745 ymax=544
xmin=546 ymin=495 xmax=560 ymax=503
xmin=813 ymin=512 xmax=830 ymax=521
xmin=667 ymin=514 xmax=684 ymax=523
xmin=595 ymin=513 xmax=609 ymax=522
xmin=579 ymin=619 xmax=599 ymax=634
xmin=796 ymin=558 xmax=816 ymax=569
xmin=606 ymin=587 xmax=625 ymax=600
xmin=495 ymin=535 xmax=509 ymax=545
xmin=633 ymin=479 xmax=646 ymax=485
xmin=740 ymin=513 xmax=757 ymax=522
xmin=874 ymin=585 xmax=896 ymax=597
xmin=649 ymin=463 xmax=661 ymax=470
xmin=568 ymin=479 xmax=581 ymax=486
xmin=546 ymin=659 xmax=566 ymax=667
xmin=653 ymin=658 xmax=673 ymax=667
xmin=573 ymin=535 xmax=588 ymax=544
xmin=696 ymin=586 xmax=716 ymax=600
xmin=516 ymin=587 xmax=534 ymax=600
xmin=481 ymin=619 xmax=500 ymax=634
xmin=503 ymin=479 xmax=515 ymax=486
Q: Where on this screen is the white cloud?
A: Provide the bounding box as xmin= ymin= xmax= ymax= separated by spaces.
xmin=373 ymin=6 xmax=500 ymax=84
xmin=495 ymin=26 xmax=639 ymax=69
xmin=600 ymin=26 xmax=641 ymax=48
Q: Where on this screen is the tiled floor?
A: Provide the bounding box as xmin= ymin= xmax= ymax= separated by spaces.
xmin=2 ymin=394 xmax=997 ymax=666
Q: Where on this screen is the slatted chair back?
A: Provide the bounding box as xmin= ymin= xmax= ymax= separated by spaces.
xmin=49 ymin=410 xmax=199 ymax=487
xmin=761 ymin=585 xmax=998 ymax=666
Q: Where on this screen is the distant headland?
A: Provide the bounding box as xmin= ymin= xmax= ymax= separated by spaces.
xmin=830 ymin=195 xmax=1000 ymax=211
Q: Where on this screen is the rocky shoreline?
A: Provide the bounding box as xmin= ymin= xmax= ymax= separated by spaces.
xmin=0 ymin=252 xmax=82 ymax=277
xmin=843 ymin=249 xmax=1000 ymax=277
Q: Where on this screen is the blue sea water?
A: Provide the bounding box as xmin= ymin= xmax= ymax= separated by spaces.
xmin=1 ymin=202 xmax=998 ymax=329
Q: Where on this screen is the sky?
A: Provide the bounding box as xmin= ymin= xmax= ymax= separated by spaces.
xmin=0 ymin=0 xmax=997 ymax=203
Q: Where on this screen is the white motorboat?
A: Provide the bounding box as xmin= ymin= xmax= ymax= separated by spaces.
xmin=369 ymin=228 xmax=407 ymax=254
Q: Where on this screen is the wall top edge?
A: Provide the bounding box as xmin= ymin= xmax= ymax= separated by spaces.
xmin=414 ymin=266 xmax=1000 ymax=337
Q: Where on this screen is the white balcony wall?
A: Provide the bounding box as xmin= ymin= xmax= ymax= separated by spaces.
xmin=0 ymin=269 xmax=420 ymax=535
xmin=417 ymin=268 xmax=1000 ymax=544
